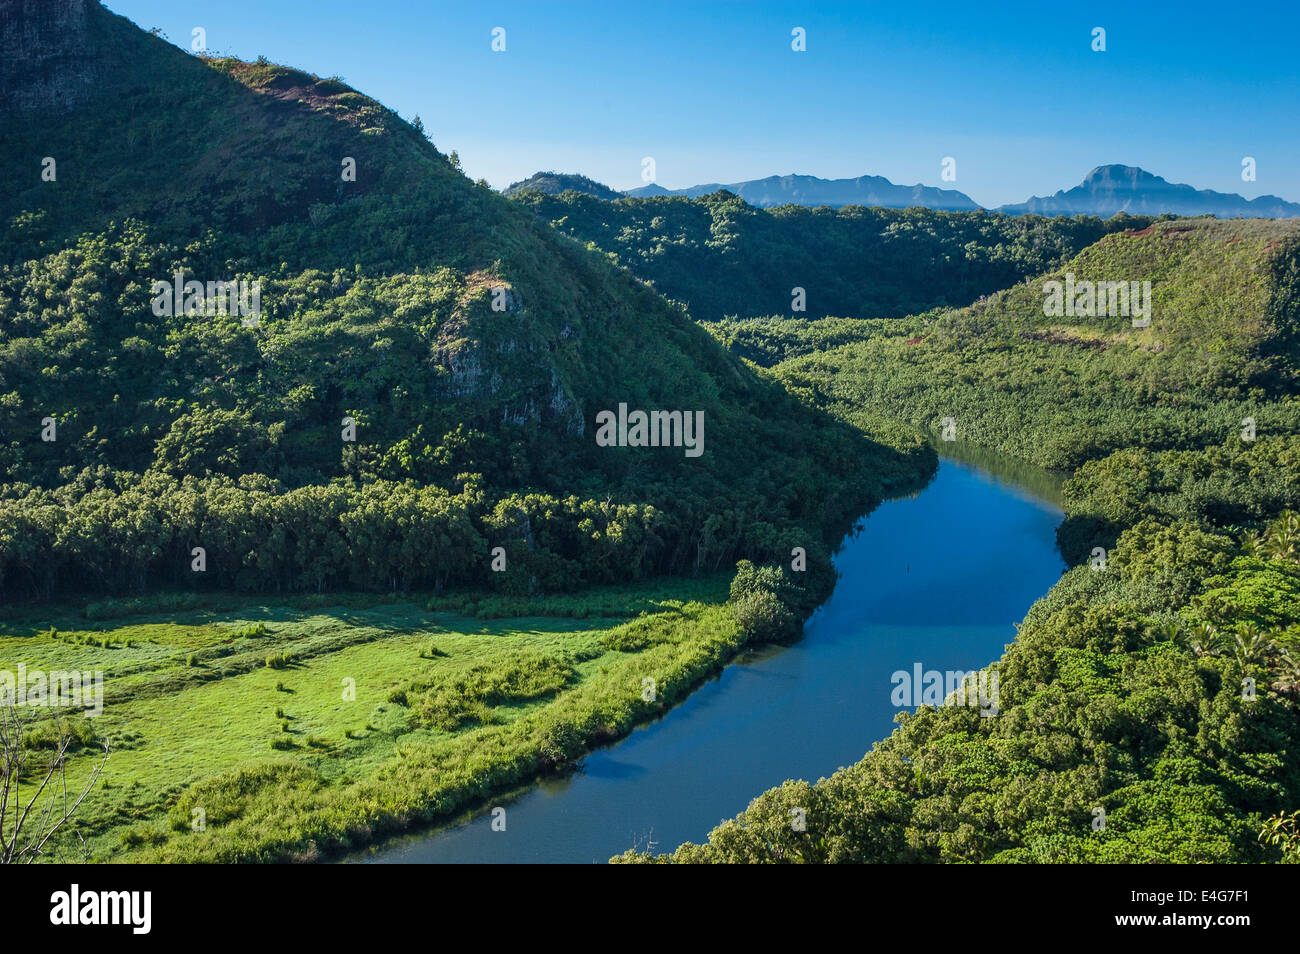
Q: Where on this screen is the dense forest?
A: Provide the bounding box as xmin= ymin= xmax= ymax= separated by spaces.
xmin=0 ymin=5 xmax=929 ymax=610
xmin=5 ymin=1 xmax=1299 ymax=867
xmin=511 ymin=188 xmax=1154 ymax=322
xmin=617 ymin=218 xmax=1300 ymax=863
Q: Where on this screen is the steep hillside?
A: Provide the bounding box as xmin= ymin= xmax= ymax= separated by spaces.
xmin=0 ymin=0 xmax=929 ymax=599
xmin=512 ymin=189 xmax=1153 ymax=321
xmin=773 ymin=217 xmax=1300 ymax=477
xmin=622 ymin=218 xmax=1300 ymax=866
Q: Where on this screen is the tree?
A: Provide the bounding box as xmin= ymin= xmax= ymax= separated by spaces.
xmin=1231 ymin=621 xmax=1269 ymax=668
xmin=0 ymin=700 xmax=109 ymax=863
xmin=1260 ymin=811 xmax=1300 ymax=862
xmin=729 ymin=559 xmax=801 ymax=643
xmin=1189 ymin=622 xmax=1222 ymax=658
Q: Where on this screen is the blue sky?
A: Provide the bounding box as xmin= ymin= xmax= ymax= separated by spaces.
xmin=105 ymin=0 xmax=1300 ymax=207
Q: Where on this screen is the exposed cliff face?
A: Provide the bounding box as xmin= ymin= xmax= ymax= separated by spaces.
xmin=434 ymin=277 xmax=586 ymax=437
xmin=0 ymin=0 xmax=97 ymax=113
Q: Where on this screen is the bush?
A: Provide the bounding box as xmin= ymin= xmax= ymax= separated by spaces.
xmin=731 ymin=588 xmax=798 ymax=644
xmin=728 ymin=559 xmax=804 ymax=643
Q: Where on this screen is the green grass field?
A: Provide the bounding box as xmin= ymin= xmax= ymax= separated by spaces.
xmin=0 ymin=576 xmax=741 ymax=862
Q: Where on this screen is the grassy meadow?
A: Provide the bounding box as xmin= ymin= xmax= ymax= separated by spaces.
xmin=1 ymin=575 xmax=748 ymax=861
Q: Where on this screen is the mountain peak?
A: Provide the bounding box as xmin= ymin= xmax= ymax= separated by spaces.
xmin=503 ymin=171 xmax=622 ymax=200
xmin=1079 ymin=165 xmax=1170 ymax=188
xmin=1000 ymin=165 xmax=1300 ymax=219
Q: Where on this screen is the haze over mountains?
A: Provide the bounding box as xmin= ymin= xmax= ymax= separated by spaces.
xmin=997 ymin=164 xmax=1300 ymax=218
xmin=624 ymin=173 xmax=982 ymax=212
xmin=508 ymin=164 xmax=1300 ymax=219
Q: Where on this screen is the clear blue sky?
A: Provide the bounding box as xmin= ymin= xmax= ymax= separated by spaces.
xmin=104 ymin=0 xmax=1300 ymax=207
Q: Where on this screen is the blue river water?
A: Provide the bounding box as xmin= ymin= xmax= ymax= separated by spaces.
xmin=360 ymin=451 xmax=1066 ymax=863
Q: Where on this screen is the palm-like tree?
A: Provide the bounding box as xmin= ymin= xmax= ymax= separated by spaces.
xmin=1189 ymin=622 xmax=1222 ymax=658
xmin=1153 ymin=621 xmax=1183 ymax=647
xmin=1266 ymin=526 xmax=1299 ymax=561
xmin=1232 ymin=621 xmax=1270 ymax=668
xmin=1271 ymin=647 xmax=1300 ymax=694
xmin=1264 ymin=511 xmax=1300 ymax=562
xmin=1241 ymin=529 xmax=1268 ymax=559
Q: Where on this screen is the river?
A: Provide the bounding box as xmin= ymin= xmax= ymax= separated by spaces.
xmin=359 ymin=448 xmax=1066 ymax=863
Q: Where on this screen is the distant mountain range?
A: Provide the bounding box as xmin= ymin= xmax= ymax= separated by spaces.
xmin=624 ymin=173 xmax=981 ymax=211
xmin=995 ymin=165 xmax=1300 ymax=218
xmin=504 ymin=164 xmax=1300 ymax=218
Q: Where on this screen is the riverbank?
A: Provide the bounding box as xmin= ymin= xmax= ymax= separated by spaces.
xmin=1 ymin=574 xmax=776 ymax=862
xmin=359 ymin=450 xmax=1066 ymax=862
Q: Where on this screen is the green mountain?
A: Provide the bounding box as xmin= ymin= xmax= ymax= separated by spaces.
xmin=511 ymin=188 xmax=1155 ymax=321
xmin=503 ymin=171 xmax=622 ymax=200
xmin=770 ymin=217 xmax=1300 ymax=477
xmin=0 ymin=0 xmax=927 ymax=599
xmin=620 ymin=216 xmax=1300 ymax=865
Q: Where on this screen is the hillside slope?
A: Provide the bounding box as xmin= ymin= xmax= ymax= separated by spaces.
xmin=512 ymin=189 xmax=1153 ymax=321
xmin=0 ymin=0 xmax=929 ymax=599
xmin=772 ymin=217 xmax=1300 ymax=477
xmin=622 ymin=217 xmax=1300 ymax=865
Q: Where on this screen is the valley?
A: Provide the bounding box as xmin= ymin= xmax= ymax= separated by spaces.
xmin=361 ymin=449 xmax=1065 ymax=864
xmin=2 ymin=0 xmax=1298 ymax=870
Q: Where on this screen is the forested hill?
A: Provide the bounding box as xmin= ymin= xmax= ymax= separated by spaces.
xmin=620 ymin=219 xmax=1300 ymax=866
xmin=0 ymin=0 xmax=929 ymax=600
xmin=768 ymin=217 xmax=1300 ymax=475
xmin=510 ymin=188 xmax=1154 ymax=322
xmin=503 ymin=172 xmax=622 ymax=199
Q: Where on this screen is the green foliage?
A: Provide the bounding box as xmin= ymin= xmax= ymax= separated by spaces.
xmin=397 ymin=651 xmax=576 ymax=731
xmin=21 ymin=715 xmax=98 ymax=752
xmin=504 ymin=172 xmax=623 ymax=200
xmin=1260 ymin=811 xmax=1300 ymax=861
xmin=631 ymin=218 xmax=1300 ymax=865
xmin=728 ymin=559 xmax=804 ymax=643
xmin=514 ymin=190 xmax=1152 ymax=322
xmin=0 ymin=10 xmax=935 ymax=604
xmin=771 ymin=219 xmax=1300 ymax=474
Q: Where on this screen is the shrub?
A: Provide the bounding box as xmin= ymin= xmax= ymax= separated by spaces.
xmin=728 ymin=560 xmax=803 ymax=643
xmin=731 ymin=588 xmax=798 ymax=644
